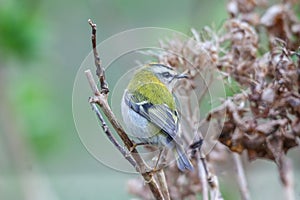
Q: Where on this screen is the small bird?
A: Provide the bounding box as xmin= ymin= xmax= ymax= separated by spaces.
xmin=121 ymin=63 xmax=193 ymax=171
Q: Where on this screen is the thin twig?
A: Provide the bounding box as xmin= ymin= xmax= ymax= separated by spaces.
xmin=156 ymin=169 xmax=170 ymax=200
xmin=85 ymin=69 xmax=100 ymax=96
xmin=232 ymin=153 xmax=251 ymax=200
xmin=89 ymin=101 xmax=137 ymax=168
xmin=191 ymin=134 xmax=223 ymax=200
xmin=88 ymin=19 xmax=109 ymax=94
xmin=183 ymin=81 xmax=223 ymax=200
xmin=190 ymin=128 xmax=209 ymax=200
xmin=196 ymin=152 xmax=209 ymax=200
xmin=278 ymin=156 xmax=295 ymax=200
xmin=200 ymin=153 xmax=223 ymax=200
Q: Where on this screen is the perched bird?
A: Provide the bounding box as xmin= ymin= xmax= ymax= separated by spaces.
xmin=121 ymin=63 xmax=193 ymax=171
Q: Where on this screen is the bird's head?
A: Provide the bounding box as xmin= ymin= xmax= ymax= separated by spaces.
xmin=144 ymin=63 xmax=188 ymax=90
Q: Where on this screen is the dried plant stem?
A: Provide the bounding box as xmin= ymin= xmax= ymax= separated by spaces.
xmin=156 ymin=169 xmax=170 ymax=200
xmin=88 ymin=19 xmax=108 ymax=93
xmin=200 ymin=154 xmax=223 ymax=200
xmin=196 ymin=153 xmax=209 ymax=200
xmin=278 ymin=156 xmax=295 ymax=200
xmin=86 ymin=19 xmax=165 ymax=200
xmin=193 ymin=134 xmax=223 ymax=200
xmin=232 ymin=153 xmax=250 ymax=200
xmin=186 ymin=96 xmax=223 ymax=200
xmin=89 ymin=100 xmax=137 ymax=168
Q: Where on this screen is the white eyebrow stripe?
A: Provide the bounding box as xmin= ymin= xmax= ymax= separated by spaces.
xmin=149 ymin=63 xmax=174 ymax=71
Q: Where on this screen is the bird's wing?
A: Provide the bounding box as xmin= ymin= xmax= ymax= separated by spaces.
xmin=124 ymin=91 xmax=182 ymax=145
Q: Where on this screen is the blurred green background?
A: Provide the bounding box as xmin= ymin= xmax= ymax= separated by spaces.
xmin=0 ymin=0 xmax=299 ymax=199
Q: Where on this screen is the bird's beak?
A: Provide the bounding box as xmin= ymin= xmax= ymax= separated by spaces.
xmin=169 ymin=72 xmax=189 ymax=83
xmin=175 ymin=73 xmax=189 ymax=79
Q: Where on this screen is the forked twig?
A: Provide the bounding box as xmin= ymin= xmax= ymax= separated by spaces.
xmin=85 ymin=72 xmax=137 ymax=168
xmin=86 ymin=19 xmax=165 ymax=200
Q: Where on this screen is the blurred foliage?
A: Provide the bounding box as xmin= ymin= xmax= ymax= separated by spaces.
xmin=8 ymin=74 xmax=63 ymax=157
xmin=0 ymin=0 xmax=58 ymax=157
xmin=0 ymin=0 xmax=42 ymax=62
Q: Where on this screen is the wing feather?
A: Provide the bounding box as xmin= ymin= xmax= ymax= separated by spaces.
xmin=124 ymin=91 xmax=182 ymax=145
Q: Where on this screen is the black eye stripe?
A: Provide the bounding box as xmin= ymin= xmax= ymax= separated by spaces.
xmin=162 ymin=72 xmax=172 ymax=77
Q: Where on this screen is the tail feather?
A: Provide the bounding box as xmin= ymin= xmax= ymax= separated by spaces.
xmin=174 ymin=145 xmax=193 ymax=171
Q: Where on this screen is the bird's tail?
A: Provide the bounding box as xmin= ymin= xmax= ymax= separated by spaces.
xmin=174 ymin=145 xmax=193 ymax=171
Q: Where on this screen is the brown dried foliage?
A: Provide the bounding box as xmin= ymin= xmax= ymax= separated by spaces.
xmin=209 ymin=0 xmax=300 ymax=164
xmin=127 ymin=0 xmax=300 ymax=199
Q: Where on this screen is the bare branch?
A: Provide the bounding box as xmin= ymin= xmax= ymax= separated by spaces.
xmin=86 ymin=21 xmax=165 ymax=200
xmin=191 ymin=134 xmax=223 ymax=200
xmin=278 ymin=156 xmax=295 ymax=200
xmin=88 ymin=19 xmax=109 ymax=94
xmin=85 ymin=69 xmax=100 ymax=96
xmin=196 ymin=153 xmax=209 ymax=200
xmin=201 ymin=154 xmax=223 ymax=200
xmin=232 ymin=153 xmax=251 ymax=200
xmin=89 ymin=99 xmax=137 ymax=168
xmin=156 ymin=169 xmax=170 ymax=200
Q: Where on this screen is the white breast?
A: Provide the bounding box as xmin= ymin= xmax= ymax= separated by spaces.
xmin=121 ymin=92 xmax=162 ymax=145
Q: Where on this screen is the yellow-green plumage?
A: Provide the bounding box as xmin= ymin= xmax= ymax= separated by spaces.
xmin=127 ymin=68 xmax=176 ymax=111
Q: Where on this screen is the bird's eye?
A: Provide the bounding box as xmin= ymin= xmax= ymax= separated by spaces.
xmin=162 ymin=72 xmax=172 ymax=78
